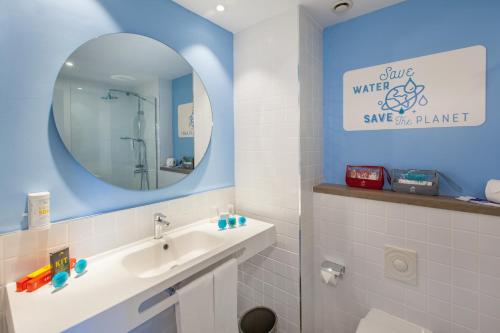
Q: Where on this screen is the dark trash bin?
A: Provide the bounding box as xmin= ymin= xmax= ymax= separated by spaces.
xmin=239 ymin=307 xmax=277 ymax=333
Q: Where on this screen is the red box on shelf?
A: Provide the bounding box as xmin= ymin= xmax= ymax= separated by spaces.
xmin=345 ymin=165 xmax=385 ymax=190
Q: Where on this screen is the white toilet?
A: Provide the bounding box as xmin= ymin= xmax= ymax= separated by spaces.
xmin=356 ymin=309 xmax=432 ymax=333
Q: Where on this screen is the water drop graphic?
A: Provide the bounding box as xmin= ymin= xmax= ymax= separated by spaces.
xmin=419 ymin=95 xmax=428 ymax=106
xmin=404 ymin=78 xmax=417 ymax=93
xmin=399 ymin=107 xmax=405 ymax=114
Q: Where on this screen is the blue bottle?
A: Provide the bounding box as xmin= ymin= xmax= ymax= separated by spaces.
xmin=238 ymin=216 xmax=247 ymax=226
xmin=75 ymin=259 xmax=88 ymax=274
xmin=52 ymin=271 xmax=68 ymax=289
xmin=218 ymin=218 xmax=227 ymax=230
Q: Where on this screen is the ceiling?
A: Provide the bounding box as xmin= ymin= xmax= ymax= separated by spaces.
xmin=60 ymin=33 xmax=192 ymax=88
xmin=172 ymin=0 xmax=404 ymax=33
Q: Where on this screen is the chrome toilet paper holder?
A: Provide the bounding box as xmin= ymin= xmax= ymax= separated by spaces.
xmin=321 ymin=260 xmax=345 ymax=286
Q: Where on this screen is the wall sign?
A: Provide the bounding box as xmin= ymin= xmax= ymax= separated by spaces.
xmin=178 ymin=102 xmax=194 ymax=138
xmin=343 ymin=45 xmax=486 ymax=131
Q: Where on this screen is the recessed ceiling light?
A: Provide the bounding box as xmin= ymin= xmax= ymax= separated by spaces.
xmin=216 ymin=4 xmax=225 ymax=12
xmin=332 ymin=0 xmax=353 ymax=13
xmin=77 ymin=87 xmax=83 ymax=90
xmin=65 ymin=61 xmax=74 ymax=67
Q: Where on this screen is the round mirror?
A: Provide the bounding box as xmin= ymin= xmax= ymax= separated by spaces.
xmin=52 ymin=33 xmax=213 ymax=191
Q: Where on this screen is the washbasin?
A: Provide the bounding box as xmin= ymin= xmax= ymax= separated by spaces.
xmin=122 ymin=230 xmax=224 ymax=278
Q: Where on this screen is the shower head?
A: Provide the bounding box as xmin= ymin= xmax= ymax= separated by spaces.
xmin=101 ymin=91 xmax=118 ymax=100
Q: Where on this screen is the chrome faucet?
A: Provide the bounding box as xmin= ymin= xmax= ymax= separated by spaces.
xmin=154 ymin=213 xmax=170 ymax=239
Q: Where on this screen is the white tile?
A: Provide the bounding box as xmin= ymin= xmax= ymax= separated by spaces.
xmin=428 ymin=279 xmax=452 ymax=302
xmin=428 ymin=296 xmax=451 ymax=320
xmin=453 ymin=230 xmax=478 ymax=253
xmin=480 ymin=294 xmax=500 ymax=319
xmin=92 ymin=233 xmax=118 ymax=255
xmin=366 ymin=200 xmax=386 ymax=217
xmin=428 ymin=226 xmax=451 ymax=246
xmin=136 ymin=206 xmax=154 ymax=239
xmin=452 ymin=268 xmax=478 ymax=291
xmin=404 ymin=306 xmax=428 ymax=328
xmin=428 ymin=315 xmax=451 ymax=333
xmin=113 ymin=209 xmax=137 ymax=230
xmin=387 ymin=218 xmax=405 ymax=237
xmin=365 ymin=231 xmax=386 ymax=248
xmin=452 ymin=306 xmax=478 ymax=330
xmin=350 ymin=212 xmax=365 ymax=229
xmin=365 ymin=215 xmax=386 ymax=233
xmin=453 ymin=287 xmax=478 ymax=310
xmin=427 ymin=261 xmax=451 ymax=283
xmin=479 ymin=234 xmax=500 ymax=256
xmin=406 ymin=222 xmax=427 ymax=242
xmin=405 ymin=206 xmax=427 ymax=224
xmin=70 ymin=238 xmax=96 ymax=259
xmin=92 ymin=213 xmax=116 ymax=236
xmin=3 ymin=230 xmax=38 ymax=259
xmin=479 ymin=215 xmax=500 ymax=236
xmin=451 ymin=323 xmax=476 ymax=333
xmin=386 ymin=203 xmax=405 ymax=220
xmin=480 ymin=255 xmax=500 ymax=278
xmin=68 ymin=217 xmax=93 ymax=244
xmin=347 ymin=197 xmax=366 ymax=214
xmin=386 ymin=235 xmax=406 ymax=248
xmin=406 ymin=240 xmax=427 ymax=260
xmin=480 ymin=314 xmax=500 ymax=333
xmin=3 ymin=255 xmax=40 ymax=283
xmin=405 ymin=289 xmax=427 ymax=312
xmin=428 ymin=244 xmax=452 ymax=265
xmin=364 ymin=246 xmax=383 ymax=265
xmin=427 ymin=209 xmax=452 ymax=229
xmin=453 ymin=250 xmax=478 ymax=271
xmin=480 ymin=274 xmax=500 ymax=299
xmin=352 ymin=227 xmax=365 ymax=243
xmin=37 ymin=222 xmax=68 ymax=250
xmin=452 ymin=213 xmax=478 ymax=232
xmin=352 ymin=242 xmax=365 ymax=258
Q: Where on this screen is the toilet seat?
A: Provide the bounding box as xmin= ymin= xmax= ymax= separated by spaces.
xmin=356 ymin=309 xmax=432 ymax=333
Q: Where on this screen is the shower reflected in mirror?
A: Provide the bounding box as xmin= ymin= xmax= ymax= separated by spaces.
xmin=52 ymin=33 xmax=213 ymax=191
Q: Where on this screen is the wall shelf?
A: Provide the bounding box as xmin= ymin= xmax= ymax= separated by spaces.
xmin=313 ymin=183 xmax=500 ymax=217
xmin=160 ymin=166 xmax=192 ymax=174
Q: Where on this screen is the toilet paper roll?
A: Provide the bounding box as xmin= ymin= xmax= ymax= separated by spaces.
xmin=485 ymin=179 xmax=500 ymax=204
xmin=320 ymin=269 xmax=339 ymax=286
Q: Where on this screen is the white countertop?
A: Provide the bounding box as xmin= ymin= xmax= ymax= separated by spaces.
xmin=6 ymin=218 xmax=275 ymax=333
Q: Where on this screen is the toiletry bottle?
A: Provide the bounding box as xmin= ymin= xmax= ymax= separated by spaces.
xmin=28 ymin=192 xmax=50 ymax=230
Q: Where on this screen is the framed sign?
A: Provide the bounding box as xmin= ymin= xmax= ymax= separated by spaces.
xmin=178 ymin=102 xmax=194 ymax=138
xmin=343 ymin=45 xmax=486 ymax=131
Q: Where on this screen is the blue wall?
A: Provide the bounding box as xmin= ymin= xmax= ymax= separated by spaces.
xmin=0 ymin=0 xmax=234 ymax=233
xmin=324 ymin=0 xmax=500 ymax=197
xmin=172 ymin=73 xmax=194 ymax=161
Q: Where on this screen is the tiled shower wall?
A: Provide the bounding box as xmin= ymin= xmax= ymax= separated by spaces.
xmin=234 ymin=7 xmax=301 ymax=333
xmin=299 ymin=6 xmax=323 ymax=333
xmin=313 ymin=193 xmax=500 ymax=333
xmin=0 ymin=187 xmax=234 ymax=332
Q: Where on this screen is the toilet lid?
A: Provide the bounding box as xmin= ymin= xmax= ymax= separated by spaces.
xmin=356 ymin=309 xmax=432 ymax=333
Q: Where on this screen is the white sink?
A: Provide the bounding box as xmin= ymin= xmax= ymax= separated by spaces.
xmin=122 ymin=230 xmax=224 ymax=278
xmin=6 ymin=218 xmax=276 ymax=333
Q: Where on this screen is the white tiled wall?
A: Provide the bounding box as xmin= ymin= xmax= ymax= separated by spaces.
xmin=313 ymin=193 xmax=500 ymax=333
xmin=0 ymin=187 xmax=234 ymax=332
xmin=234 ymin=7 xmax=301 ymax=333
xmin=299 ymin=6 xmax=323 ymax=333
